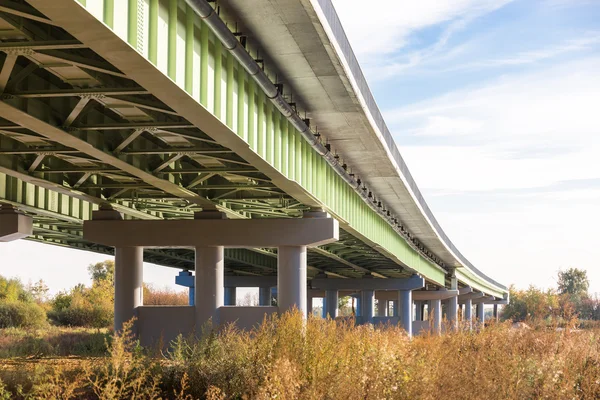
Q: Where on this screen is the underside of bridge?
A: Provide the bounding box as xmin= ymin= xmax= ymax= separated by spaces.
xmin=0 ymin=0 xmax=411 ymax=280
xmin=0 ymin=0 xmax=508 ymax=339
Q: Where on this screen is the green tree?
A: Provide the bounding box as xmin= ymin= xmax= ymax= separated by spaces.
xmin=88 ymin=260 xmax=115 ymax=285
xmin=502 ymin=285 xmax=560 ymax=322
xmin=557 ymin=268 xmax=589 ymax=297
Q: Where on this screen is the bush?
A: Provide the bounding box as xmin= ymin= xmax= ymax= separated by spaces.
xmin=143 ymin=284 xmax=188 ymax=305
xmin=0 ymin=301 xmax=47 ymax=329
xmin=49 ymin=281 xmax=113 ymax=329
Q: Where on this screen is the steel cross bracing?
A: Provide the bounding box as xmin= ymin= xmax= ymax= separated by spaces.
xmin=0 ymin=2 xmax=418 ymax=282
xmin=0 ymin=0 xmax=447 ymax=287
xmin=0 ymin=0 xmax=507 ymax=294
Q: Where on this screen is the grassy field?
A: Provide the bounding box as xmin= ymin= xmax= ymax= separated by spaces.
xmin=1 ymin=314 xmax=600 ymax=399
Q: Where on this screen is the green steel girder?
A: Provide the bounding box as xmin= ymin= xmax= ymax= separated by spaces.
xmin=0 ymin=0 xmax=509 ymax=293
xmin=0 ymin=170 xmax=390 ymax=279
xmin=60 ymin=0 xmax=447 ymax=285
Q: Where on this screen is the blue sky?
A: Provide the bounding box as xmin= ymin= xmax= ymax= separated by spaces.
xmin=332 ymin=0 xmax=600 ymax=292
xmin=2 ymin=0 xmax=599 ymax=295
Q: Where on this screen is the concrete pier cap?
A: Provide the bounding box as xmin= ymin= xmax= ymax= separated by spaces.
xmin=84 ymin=210 xmax=339 ymax=248
xmin=0 ymin=204 xmax=33 ymax=242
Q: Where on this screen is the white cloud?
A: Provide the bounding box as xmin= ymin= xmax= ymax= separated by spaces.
xmin=388 ymin=57 xmax=600 ymax=191
xmin=452 ymin=33 xmax=600 ymax=71
xmin=330 ymin=0 xmax=512 ymax=59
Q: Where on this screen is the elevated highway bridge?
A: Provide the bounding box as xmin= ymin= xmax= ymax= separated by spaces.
xmin=0 ymin=0 xmax=507 ymax=339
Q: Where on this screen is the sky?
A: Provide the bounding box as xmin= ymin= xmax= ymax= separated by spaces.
xmin=2 ymin=0 xmax=600 ymax=296
xmin=331 ymin=0 xmax=600 ymax=292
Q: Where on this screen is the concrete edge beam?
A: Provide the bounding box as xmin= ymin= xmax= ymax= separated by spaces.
xmin=311 ymin=274 xmax=425 ymax=291
xmin=84 ymin=217 xmax=339 ymax=247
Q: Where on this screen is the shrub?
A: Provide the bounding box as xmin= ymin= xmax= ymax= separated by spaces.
xmin=143 ymin=284 xmax=188 ymax=305
xmin=49 ymin=281 xmax=113 ymax=328
xmin=0 ymin=301 xmax=47 ymax=329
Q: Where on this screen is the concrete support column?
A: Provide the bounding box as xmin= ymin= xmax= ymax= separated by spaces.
xmin=431 ymin=298 xmax=442 ymax=334
xmin=400 ymin=290 xmax=413 ymax=337
xmin=325 ymin=290 xmax=338 ymax=319
xmin=377 ymin=298 xmax=387 ymax=317
xmin=415 ymin=300 xmax=422 ymax=321
xmin=464 ymin=299 xmax=473 ymax=329
xmin=361 ymin=290 xmax=374 ymax=324
xmin=354 ymin=294 xmax=362 ymax=316
xmin=224 ymin=287 xmax=237 ymax=306
xmin=259 ymin=287 xmax=271 ymax=306
xmin=277 ymin=245 xmax=307 ymax=318
xmin=114 ymin=246 xmax=143 ymax=333
xmin=195 ymin=246 xmax=224 ymax=327
xmin=189 ymin=287 xmax=195 ymax=306
xmin=493 ymin=304 xmax=499 ymax=321
xmin=477 ymin=303 xmax=485 ymax=325
xmin=447 ymin=295 xmax=458 ymax=331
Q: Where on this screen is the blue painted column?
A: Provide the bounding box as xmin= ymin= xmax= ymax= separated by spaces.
xmin=477 ymin=303 xmax=485 ymax=326
xmin=259 ymin=287 xmax=271 ymax=306
xmin=325 ymin=290 xmax=338 ymax=318
xmin=447 ymin=295 xmax=458 ymax=331
xmin=400 ymin=290 xmax=413 ymax=337
xmin=415 ymin=300 xmax=422 ymax=321
xmin=431 ymin=298 xmax=442 ymax=334
xmin=175 ymin=270 xmax=195 ymax=306
xmin=377 ymin=299 xmax=387 ymax=317
xmin=465 ymin=299 xmax=473 ymax=330
xmin=224 ymin=287 xmax=237 ymax=306
xmin=354 ymin=294 xmax=361 ymax=317
xmin=361 ymin=290 xmax=374 ymax=324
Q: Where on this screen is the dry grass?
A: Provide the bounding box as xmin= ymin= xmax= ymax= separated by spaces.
xmin=0 ymin=326 xmax=109 ymax=358
xmin=143 ymin=286 xmax=189 ymax=306
xmin=1 ymin=313 xmax=600 ymax=399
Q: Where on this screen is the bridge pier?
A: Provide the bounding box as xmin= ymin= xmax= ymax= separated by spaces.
xmin=447 ymin=296 xmax=459 ymax=331
xmin=194 ymin=246 xmax=224 ymax=327
xmin=84 ymin=209 xmax=338 ymax=342
xmin=476 ymin=303 xmax=485 ymax=325
xmin=325 ymin=290 xmax=338 ymax=318
xmin=259 ymin=287 xmax=272 ymax=306
xmin=361 ymin=290 xmax=375 ymax=324
xmin=377 ymin=298 xmax=387 ymax=317
xmin=278 ymin=245 xmax=308 ymax=317
xmin=311 ymin=274 xmax=425 ymax=337
xmin=412 ymin=289 xmax=459 ymax=334
xmin=224 ymin=286 xmax=237 ymax=306
xmin=114 ymin=246 xmax=143 ymax=333
xmin=399 ymin=290 xmax=413 ymax=336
